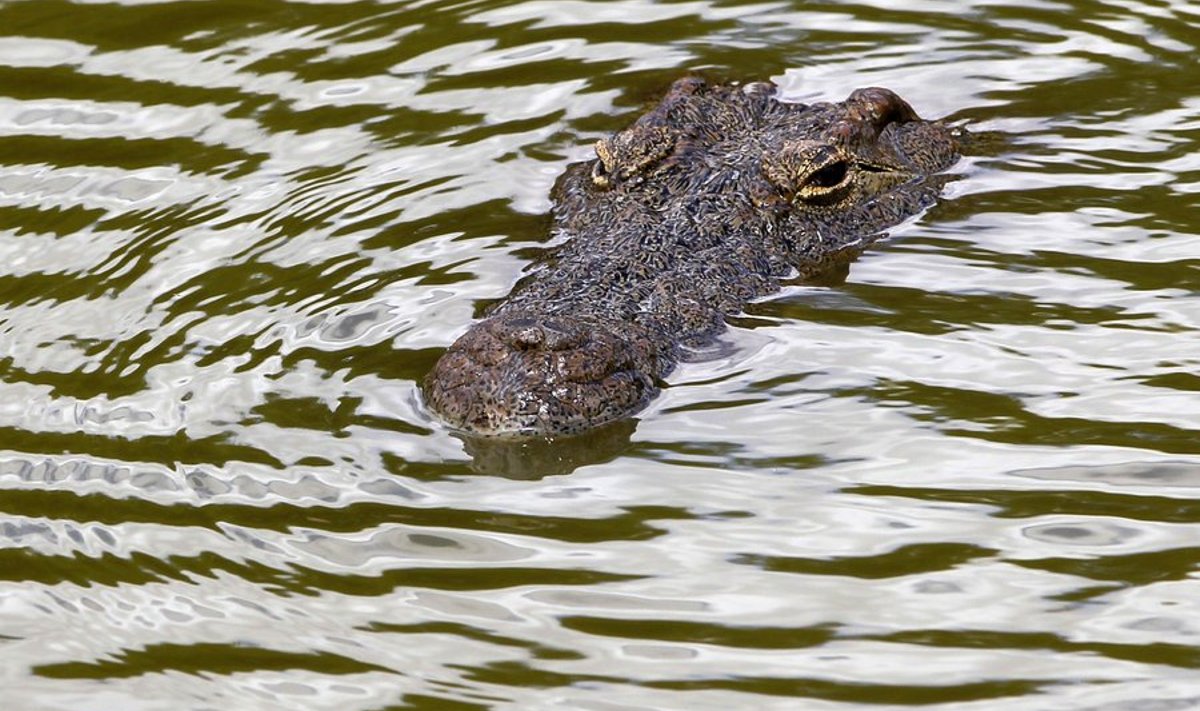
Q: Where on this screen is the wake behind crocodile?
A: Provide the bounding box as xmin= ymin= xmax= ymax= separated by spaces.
xmin=424 ymin=76 xmax=963 ymax=436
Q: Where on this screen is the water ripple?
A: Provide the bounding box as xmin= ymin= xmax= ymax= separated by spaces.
xmin=0 ymin=0 xmax=1198 ymax=708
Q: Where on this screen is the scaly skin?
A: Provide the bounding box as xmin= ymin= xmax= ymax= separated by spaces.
xmin=424 ymin=78 xmax=962 ymax=436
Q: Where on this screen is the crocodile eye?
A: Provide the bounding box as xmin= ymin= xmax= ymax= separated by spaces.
xmin=592 ymin=160 xmax=612 ymax=188
xmin=763 ymin=141 xmax=854 ymax=205
xmin=806 ymin=160 xmax=848 ymax=189
xmin=592 ymin=138 xmax=615 ymax=188
xmin=589 ymin=127 xmax=676 ymax=190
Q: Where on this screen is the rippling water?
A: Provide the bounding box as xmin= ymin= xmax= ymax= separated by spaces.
xmin=1 ymin=0 xmax=1198 ymax=708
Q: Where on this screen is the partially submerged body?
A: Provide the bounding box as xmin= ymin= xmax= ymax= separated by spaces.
xmin=424 ymin=77 xmax=962 ymax=436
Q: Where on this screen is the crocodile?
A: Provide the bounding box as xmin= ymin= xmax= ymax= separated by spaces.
xmin=423 ymin=76 xmax=962 ymax=436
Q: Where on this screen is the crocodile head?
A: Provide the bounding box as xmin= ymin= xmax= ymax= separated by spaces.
xmin=424 ymin=78 xmax=962 ymax=437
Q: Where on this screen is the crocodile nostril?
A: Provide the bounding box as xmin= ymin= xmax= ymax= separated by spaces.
xmin=496 ymin=316 xmax=583 ymax=351
xmin=509 ymin=325 xmax=545 ymax=348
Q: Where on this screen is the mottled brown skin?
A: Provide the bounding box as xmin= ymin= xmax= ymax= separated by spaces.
xmin=424 ymin=77 xmax=962 ymax=436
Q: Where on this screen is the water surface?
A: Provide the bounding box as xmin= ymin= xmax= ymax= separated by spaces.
xmin=1 ymin=0 xmax=1199 ymax=708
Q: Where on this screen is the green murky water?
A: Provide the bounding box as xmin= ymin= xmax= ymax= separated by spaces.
xmin=1 ymin=0 xmax=1198 ymax=708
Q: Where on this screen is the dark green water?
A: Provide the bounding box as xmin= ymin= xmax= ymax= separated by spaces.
xmin=1 ymin=0 xmax=1198 ymax=708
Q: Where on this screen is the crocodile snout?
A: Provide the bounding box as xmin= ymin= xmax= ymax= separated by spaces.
xmin=423 ymin=313 xmax=659 ymax=436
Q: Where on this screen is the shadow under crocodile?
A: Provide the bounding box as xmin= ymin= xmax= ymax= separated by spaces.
xmin=458 ymin=419 xmax=640 ymax=479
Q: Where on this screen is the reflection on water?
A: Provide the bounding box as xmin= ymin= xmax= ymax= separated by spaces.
xmin=0 ymin=0 xmax=1198 ymax=708
xmin=459 ymin=419 xmax=638 ymax=478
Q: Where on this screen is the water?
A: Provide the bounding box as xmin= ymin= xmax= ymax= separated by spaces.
xmin=1 ymin=0 xmax=1198 ymax=708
